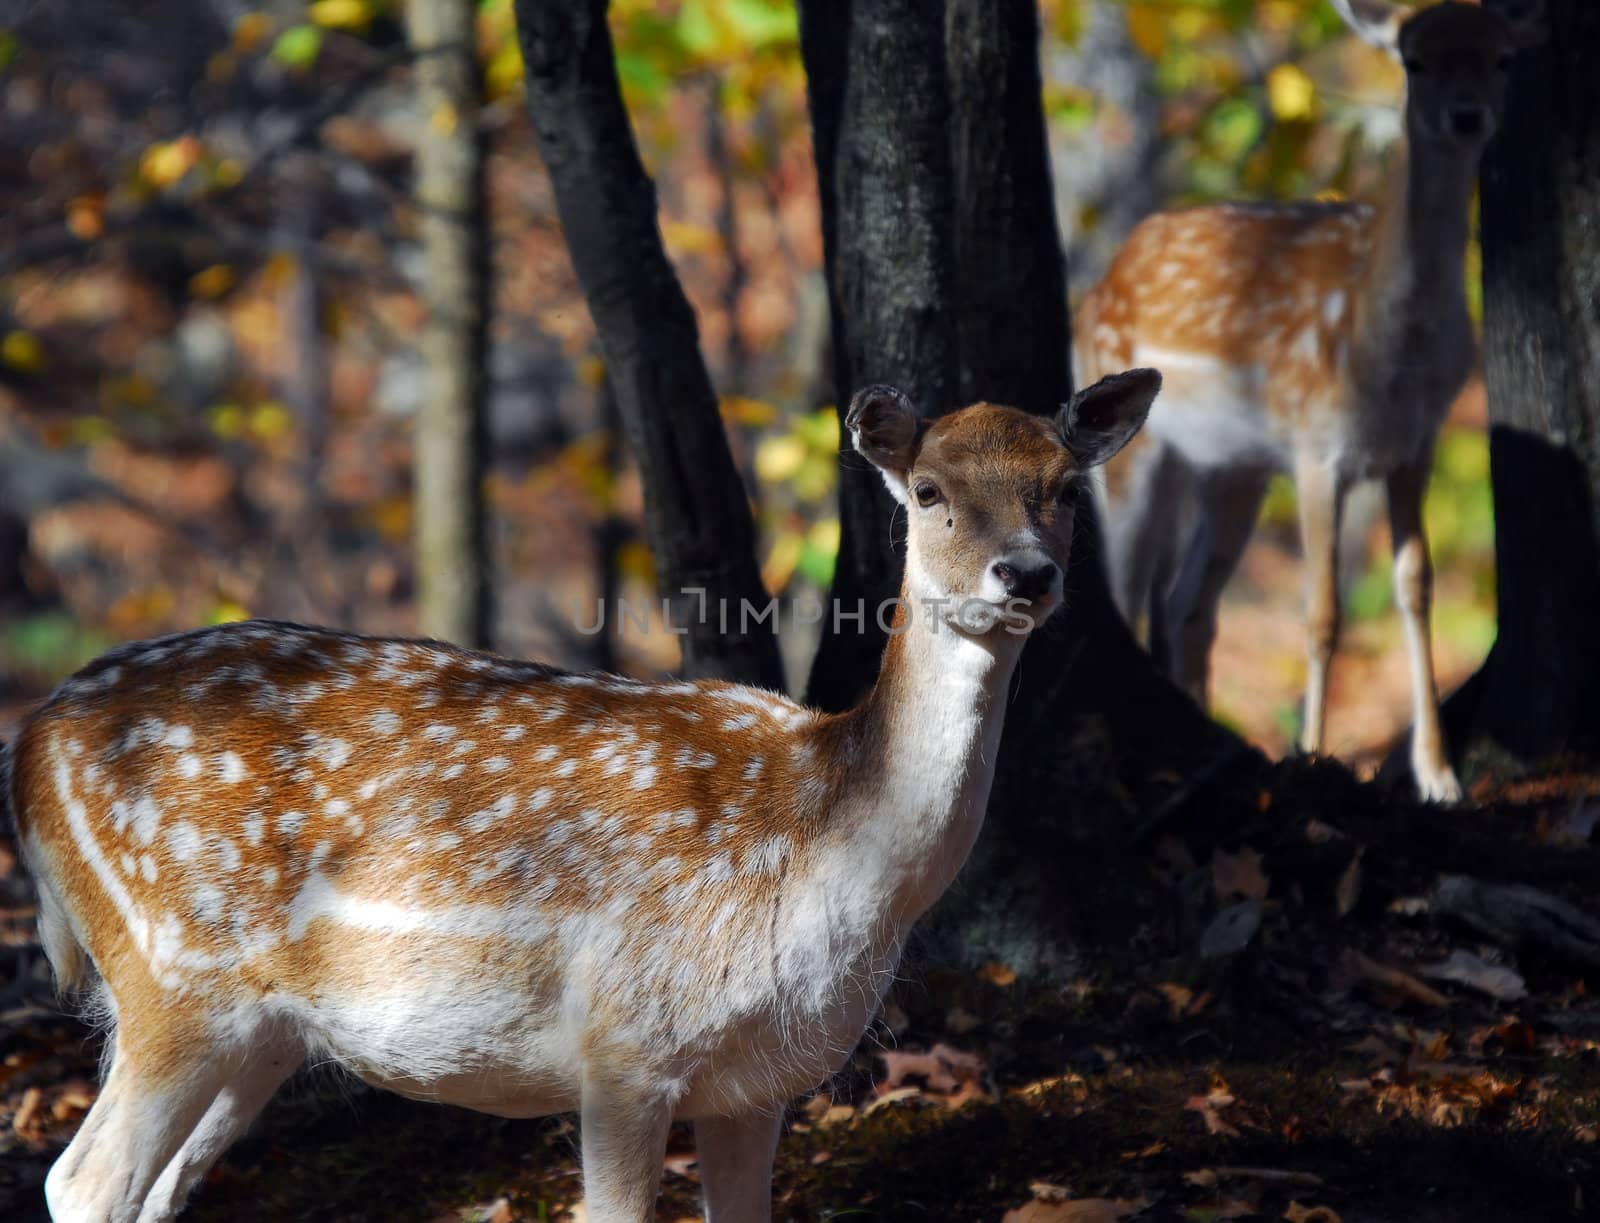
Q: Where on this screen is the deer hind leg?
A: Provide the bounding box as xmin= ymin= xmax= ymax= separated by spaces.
xmin=578 ymin=1073 xmax=675 ymax=1222
xmin=1387 ymin=457 xmax=1462 ymax=803
xmin=696 ymin=1109 xmax=783 ymax=1223
xmin=1097 ymin=432 xmax=1185 ymax=647
xmin=1165 ymin=468 xmax=1271 ymax=707
xmin=1295 ymin=453 xmax=1346 ymax=755
xmin=135 ymin=1034 xmax=304 ymax=1223
xmin=46 ymin=1018 xmax=237 ymax=1223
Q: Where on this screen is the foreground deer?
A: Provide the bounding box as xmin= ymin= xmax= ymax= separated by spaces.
xmin=7 ymin=370 xmax=1157 ymax=1222
xmin=1076 ymin=0 xmax=1544 ymax=802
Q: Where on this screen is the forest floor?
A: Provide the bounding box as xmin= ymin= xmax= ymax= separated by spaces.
xmin=1 ymin=748 xmax=1596 ymax=1223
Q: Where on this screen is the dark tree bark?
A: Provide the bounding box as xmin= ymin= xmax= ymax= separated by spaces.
xmin=800 ymin=0 xmax=962 ymax=710
xmin=926 ymin=0 xmax=1238 ymax=975
xmin=409 ymin=0 xmax=490 ymax=647
xmin=1442 ymin=0 xmax=1600 ymax=764
xmin=797 ymin=0 xmax=1240 ymax=975
xmin=515 ymin=0 xmax=784 ymax=690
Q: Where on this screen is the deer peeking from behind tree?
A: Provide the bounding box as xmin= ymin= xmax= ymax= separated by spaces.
xmin=1074 ymin=0 xmax=1546 ymax=802
xmin=6 ymin=370 xmax=1159 ymax=1223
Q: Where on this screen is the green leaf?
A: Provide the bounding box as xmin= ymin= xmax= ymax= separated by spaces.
xmin=722 ymin=0 xmax=799 ymax=49
xmin=1204 ymin=97 xmax=1262 ymax=163
xmin=614 ymin=50 xmax=670 ymax=105
xmin=272 ymin=24 xmax=323 ymax=70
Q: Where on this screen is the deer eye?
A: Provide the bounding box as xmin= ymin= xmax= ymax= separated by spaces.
xmin=1057 ymin=480 xmax=1076 ymax=505
xmin=913 ymin=481 xmax=941 ymax=507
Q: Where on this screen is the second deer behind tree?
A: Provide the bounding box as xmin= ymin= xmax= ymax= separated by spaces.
xmin=1075 ymin=0 xmax=1546 ymax=802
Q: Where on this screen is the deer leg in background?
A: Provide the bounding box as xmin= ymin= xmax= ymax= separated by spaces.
xmin=1296 ymin=453 xmax=1344 ymax=755
xmin=1388 ymin=455 xmax=1463 ymax=802
xmin=1166 ymin=467 xmax=1271 ymax=707
xmin=696 ymin=1110 xmax=783 ymax=1223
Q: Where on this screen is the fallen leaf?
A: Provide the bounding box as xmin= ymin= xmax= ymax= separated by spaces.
xmin=861 ymin=1086 xmax=922 ymax=1116
xmin=1284 ymin=1204 xmax=1341 ymax=1223
xmin=1120 ymin=1139 xmax=1166 ymax=1161
xmin=13 ymin=1086 xmax=43 ymax=1137
xmin=1200 ymin=899 xmax=1263 ymax=959
xmin=1002 ymin=1195 xmax=1149 ymax=1222
xmin=1340 ymin=948 xmax=1451 ymax=1009
xmin=1212 ymin=846 xmax=1270 ymax=901
xmin=1157 ymin=982 xmax=1194 ymax=1020
xmin=979 ymin=960 xmax=1018 ymax=987
xmin=1186 ymin=1093 xmax=1241 ymax=1137
xmin=1335 ymin=846 xmax=1364 ymax=918
xmin=876 ymin=1043 xmax=985 ymax=1094
xmin=1304 ymin=817 xmax=1345 ymax=843
xmin=1419 ymin=949 xmax=1527 ymax=1002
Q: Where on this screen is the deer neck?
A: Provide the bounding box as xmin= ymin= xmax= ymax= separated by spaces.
xmin=1360 ymin=123 xmax=1478 ymax=369
xmin=820 ymin=585 xmax=1025 ymax=928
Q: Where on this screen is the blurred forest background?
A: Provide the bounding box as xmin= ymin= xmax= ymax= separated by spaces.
xmin=0 ymin=0 xmax=1496 ymax=768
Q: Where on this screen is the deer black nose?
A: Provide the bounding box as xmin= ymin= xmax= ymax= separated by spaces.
xmin=992 ymin=560 xmax=1058 ymax=600
xmin=1448 ymin=105 xmax=1490 ymax=138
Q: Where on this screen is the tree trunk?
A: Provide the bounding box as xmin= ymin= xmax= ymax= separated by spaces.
xmin=515 ymin=0 xmax=784 ymax=690
xmin=1443 ymin=0 xmax=1600 ymax=765
xmin=921 ymin=0 xmax=1240 ymax=977
xmin=409 ymin=0 xmax=490 ymax=648
xmin=799 ymin=0 xmax=962 ymax=711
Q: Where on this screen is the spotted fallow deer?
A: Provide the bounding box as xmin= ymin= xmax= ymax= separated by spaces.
xmin=1075 ymin=0 xmax=1545 ymax=803
xmin=5 ymin=370 xmax=1158 ymax=1223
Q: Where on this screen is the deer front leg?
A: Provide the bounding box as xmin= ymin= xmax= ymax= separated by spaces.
xmin=695 ymin=1109 xmax=783 ymax=1223
xmin=578 ymin=1075 xmax=675 ymax=1223
xmin=1295 ymin=453 xmax=1344 ymax=755
xmin=1386 ymin=458 xmax=1462 ymax=803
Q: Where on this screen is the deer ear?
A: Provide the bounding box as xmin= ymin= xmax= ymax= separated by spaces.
xmin=846 ymin=384 xmax=924 ymax=505
xmin=1329 ymin=0 xmax=1405 ymax=58
xmin=1059 ymin=368 xmax=1160 ymax=469
xmin=1499 ymin=0 xmax=1548 ymax=50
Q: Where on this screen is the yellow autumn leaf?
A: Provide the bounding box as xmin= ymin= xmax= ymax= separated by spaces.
xmin=207 ymin=599 xmax=251 ymax=625
xmin=761 ymin=532 xmax=804 ymax=593
xmin=1268 ymin=63 xmax=1317 ymax=123
xmin=190 ymin=264 xmax=237 ymax=299
xmin=249 ymin=401 xmax=293 ymax=441
xmin=806 ymin=516 xmax=840 ymax=558
xmin=308 ymin=0 xmax=372 ymax=32
xmin=719 ymin=395 xmax=778 ymax=427
xmin=1124 ymin=5 xmax=1165 ymax=59
xmin=209 ymin=403 xmax=246 ymax=440
xmin=139 ymin=137 xmax=202 ymax=190
xmin=755 ymin=434 xmax=806 ymax=483
xmin=660 ymin=219 xmax=723 ymax=257
xmin=2 ymin=330 xmax=45 ymax=373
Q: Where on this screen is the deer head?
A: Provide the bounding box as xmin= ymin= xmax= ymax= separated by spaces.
xmin=1334 ymin=0 xmax=1547 ymax=147
xmin=847 ymin=369 xmax=1160 ymax=633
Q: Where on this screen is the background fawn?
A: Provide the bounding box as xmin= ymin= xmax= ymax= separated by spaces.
xmin=7 ymin=371 xmax=1157 ymax=1222
xmin=1076 ymin=0 xmax=1545 ymax=801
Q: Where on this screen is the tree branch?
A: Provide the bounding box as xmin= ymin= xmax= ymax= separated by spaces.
xmin=513 ymin=0 xmax=783 ymax=689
